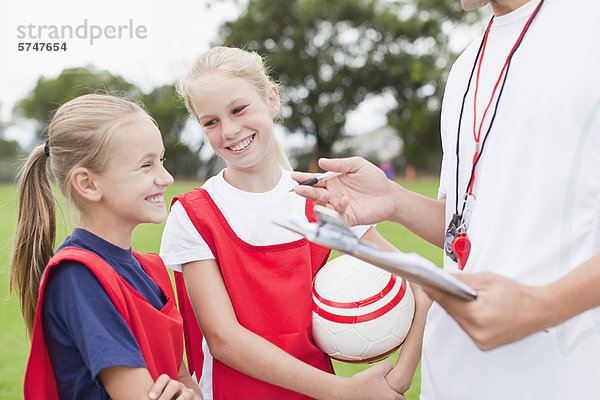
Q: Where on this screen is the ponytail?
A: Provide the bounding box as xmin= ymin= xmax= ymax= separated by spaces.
xmin=10 ymin=144 xmax=56 ymax=338
xmin=273 ymin=135 xmax=293 ymax=171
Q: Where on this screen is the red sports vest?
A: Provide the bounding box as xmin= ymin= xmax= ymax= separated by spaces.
xmin=24 ymin=247 xmax=184 ymax=400
xmin=173 ymin=188 xmax=332 ymax=400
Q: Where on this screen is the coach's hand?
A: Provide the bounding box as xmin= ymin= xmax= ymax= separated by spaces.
xmin=292 ymin=157 xmax=397 ymax=227
xmin=423 ymin=272 xmax=551 ymax=350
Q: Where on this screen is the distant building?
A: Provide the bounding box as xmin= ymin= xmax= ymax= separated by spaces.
xmin=332 ymin=125 xmax=403 ymax=164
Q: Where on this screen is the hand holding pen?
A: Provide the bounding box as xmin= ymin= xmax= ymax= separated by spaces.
xmin=291 ymin=157 xmax=400 ymax=227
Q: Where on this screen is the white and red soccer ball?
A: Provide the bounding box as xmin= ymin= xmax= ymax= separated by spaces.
xmin=312 ymin=255 xmax=415 ymax=363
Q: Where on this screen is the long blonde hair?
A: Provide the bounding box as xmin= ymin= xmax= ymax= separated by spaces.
xmin=176 ymin=46 xmax=293 ymax=171
xmin=10 ymin=93 xmax=152 ymax=337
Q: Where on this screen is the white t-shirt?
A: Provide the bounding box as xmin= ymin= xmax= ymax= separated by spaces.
xmin=422 ymin=1 xmax=600 ymax=399
xmin=160 ymin=168 xmax=371 ymax=399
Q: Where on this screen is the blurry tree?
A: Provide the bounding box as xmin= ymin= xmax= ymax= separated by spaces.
xmin=14 ymin=66 xmax=139 ymax=143
xmin=0 ymin=137 xmax=21 ymax=181
xmin=218 ymin=0 xmax=477 ymax=169
xmin=0 ymin=107 xmax=23 ymax=181
xmin=141 ymin=85 xmax=203 ymax=177
xmin=0 ymin=137 xmax=19 ymax=156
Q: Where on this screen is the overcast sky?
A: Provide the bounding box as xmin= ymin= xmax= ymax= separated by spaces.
xmin=1 ymin=0 xmax=485 ymax=149
xmin=2 ymin=0 xmax=239 ymax=117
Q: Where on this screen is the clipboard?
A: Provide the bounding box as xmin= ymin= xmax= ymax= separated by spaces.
xmin=275 ymin=205 xmax=477 ymax=301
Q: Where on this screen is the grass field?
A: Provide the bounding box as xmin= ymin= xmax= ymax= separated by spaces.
xmin=0 ymin=177 xmax=441 ymax=399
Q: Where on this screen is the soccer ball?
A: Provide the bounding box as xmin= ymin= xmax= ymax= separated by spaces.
xmin=312 ymin=255 xmax=415 ymax=363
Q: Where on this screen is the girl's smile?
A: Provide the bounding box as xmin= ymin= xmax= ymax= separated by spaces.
xmin=227 ymin=134 xmax=256 ymax=152
xmin=145 ymin=191 xmax=167 ymax=205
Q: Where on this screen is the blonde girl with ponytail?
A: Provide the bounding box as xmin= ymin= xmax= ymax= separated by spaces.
xmin=11 ymin=94 xmax=201 ymax=400
xmin=160 ymin=47 xmax=404 ymax=400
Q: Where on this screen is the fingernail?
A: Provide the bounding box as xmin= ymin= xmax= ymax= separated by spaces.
xmin=149 ymin=392 xmax=157 ymax=399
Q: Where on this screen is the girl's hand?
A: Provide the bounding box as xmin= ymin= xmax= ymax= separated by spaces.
xmin=342 ymin=361 xmax=406 ymax=400
xmin=384 ymin=283 xmax=431 ymax=394
xmin=149 ymin=374 xmax=200 ymax=400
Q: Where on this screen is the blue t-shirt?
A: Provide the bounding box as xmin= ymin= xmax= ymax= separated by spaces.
xmin=42 ymin=228 xmax=166 ymax=399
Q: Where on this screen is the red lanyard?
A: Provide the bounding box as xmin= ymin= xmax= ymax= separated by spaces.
xmin=446 ymin=0 xmax=544 ymax=270
xmin=455 ymin=0 xmax=544 ymax=214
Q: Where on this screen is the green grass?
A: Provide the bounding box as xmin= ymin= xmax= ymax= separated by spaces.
xmin=0 ymin=177 xmax=441 ymax=399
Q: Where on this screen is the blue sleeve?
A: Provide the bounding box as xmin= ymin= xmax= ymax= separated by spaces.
xmin=43 ymin=261 xmax=147 ymax=379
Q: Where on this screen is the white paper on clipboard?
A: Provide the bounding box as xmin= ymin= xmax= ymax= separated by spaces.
xmin=275 ymin=206 xmax=477 ymax=301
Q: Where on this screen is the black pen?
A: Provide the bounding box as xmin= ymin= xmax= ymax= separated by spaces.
xmin=290 ymin=171 xmax=342 ymax=191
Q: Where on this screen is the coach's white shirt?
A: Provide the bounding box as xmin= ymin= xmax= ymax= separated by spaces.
xmin=421 ymin=1 xmax=600 ymax=399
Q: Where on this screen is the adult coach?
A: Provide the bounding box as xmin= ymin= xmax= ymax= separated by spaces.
xmin=293 ymin=0 xmax=600 ymax=398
